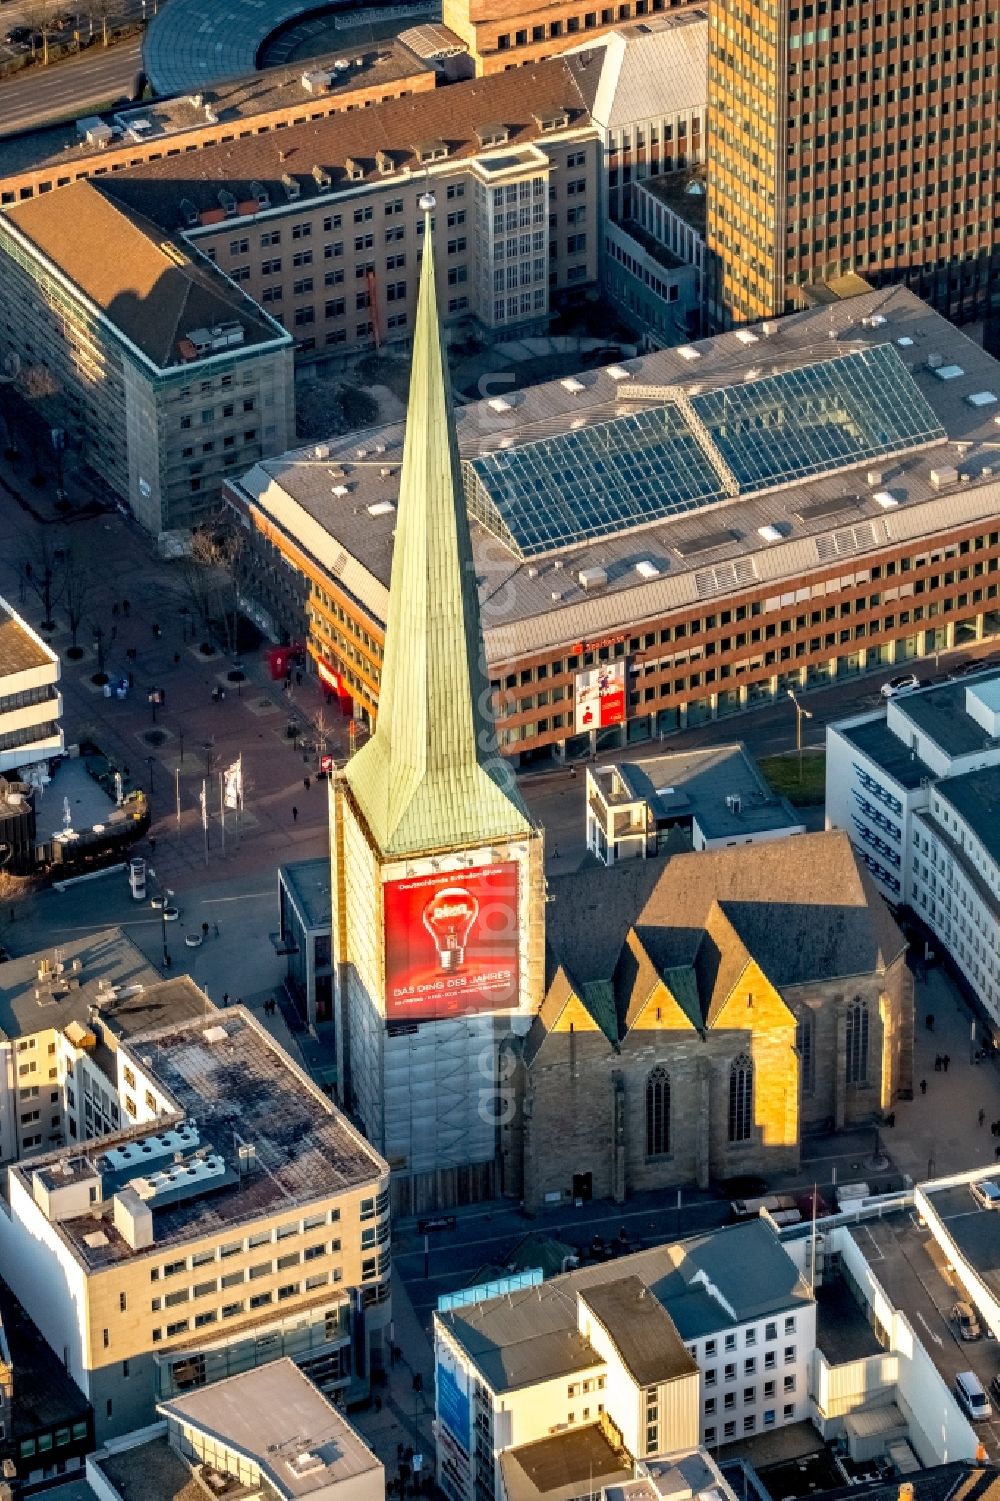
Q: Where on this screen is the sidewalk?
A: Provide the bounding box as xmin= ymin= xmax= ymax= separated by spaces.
xmin=0 ymin=450 xmax=345 ymax=894
xmin=888 ymin=965 xmax=1000 ymax=1184
xmin=348 ymin=1274 xmax=438 ymax=1484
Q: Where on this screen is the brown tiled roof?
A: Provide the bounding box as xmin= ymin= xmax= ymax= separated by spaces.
xmin=5 ymin=181 xmax=284 ymax=367
xmin=0 ymin=600 xmax=52 ymax=677
xmin=545 ymin=831 xmax=905 ymax=995
xmin=97 ymin=58 xmax=592 ymax=233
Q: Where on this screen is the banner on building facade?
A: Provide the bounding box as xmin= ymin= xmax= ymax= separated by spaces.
xmin=383 ymin=861 xmax=519 ymax=1022
xmin=574 ymin=661 xmax=626 ymax=733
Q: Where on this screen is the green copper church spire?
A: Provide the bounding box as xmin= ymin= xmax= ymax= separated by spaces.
xmin=344 ymin=193 xmax=532 ymax=858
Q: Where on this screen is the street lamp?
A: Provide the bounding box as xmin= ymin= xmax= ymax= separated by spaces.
xmin=148 ymin=867 xmax=173 ymax=970
xmin=787 ymin=688 xmax=814 ymax=783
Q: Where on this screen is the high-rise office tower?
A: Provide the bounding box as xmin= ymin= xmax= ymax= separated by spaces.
xmin=705 ymin=0 xmax=1000 ymax=328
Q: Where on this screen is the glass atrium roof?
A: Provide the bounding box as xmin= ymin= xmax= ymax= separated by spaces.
xmin=462 ymin=344 xmax=946 ymax=560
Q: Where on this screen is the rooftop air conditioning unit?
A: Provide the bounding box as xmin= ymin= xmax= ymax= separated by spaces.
xmin=578 ymin=566 xmax=608 ymax=590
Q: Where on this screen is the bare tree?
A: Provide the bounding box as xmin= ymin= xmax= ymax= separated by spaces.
xmin=19 ymin=363 xmax=61 ymax=485
xmin=19 ymin=0 xmax=56 ymax=64
xmin=85 ymin=0 xmax=122 ymax=47
xmin=62 ymin=548 xmax=94 ymax=657
xmin=20 ymin=526 xmax=66 ymax=630
xmin=188 ymin=511 xmax=246 ymax=656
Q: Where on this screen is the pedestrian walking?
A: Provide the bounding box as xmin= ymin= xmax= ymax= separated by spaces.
xmin=173 ymin=652 xmax=180 ymax=665
xmin=919 ymin=1078 xmax=927 ymax=1095
xmin=979 ymin=1107 xmax=986 ymax=1127
xmin=296 ymin=669 xmax=303 ymax=686
xmin=934 ymin=1054 xmax=942 ymax=1072
xmin=213 ymin=921 xmax=219 ymax=938
xmin=943 ymin=1053 xmax=951 ymax=1072
xmin=222 ymin=993 xmax=229 ymax=1007
xmin=303 ymin=775 xmax=311 ymax=791
xmin=128 ymin=670 xmax=134 ymax=688
xmin=291 ymin=805 xmax=298 ymax=822
xmin=201 ymin=921 xmax=209 ymax=939
xmin=122 ymin=599 xmax=130 ymax=617
xmin=111 ymin=602 xmax=120 ymax=618
xmin=110 ymin=624 xmax=117 ymax=641
xmin=152 ymin=623 xmax=161 ymax=638
xmin=926 ymin=1013 xmax=935 ymax=1031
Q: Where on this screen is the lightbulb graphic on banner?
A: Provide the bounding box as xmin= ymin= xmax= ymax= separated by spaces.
xmin=383 ymin=861 xmax=519 ymax=1021
xmin=422 ymin=886 xmax=479 ymax=971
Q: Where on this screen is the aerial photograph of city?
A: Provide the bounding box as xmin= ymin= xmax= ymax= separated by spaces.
xmin=0 ymin=0 xmax=998 ymax=1497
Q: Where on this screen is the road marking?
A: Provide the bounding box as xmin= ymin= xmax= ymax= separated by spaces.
xmin=859 ymin=1225 xmax=884 ymax=1260
xmin=916 ymin=1311 xmax=943 ymax=1346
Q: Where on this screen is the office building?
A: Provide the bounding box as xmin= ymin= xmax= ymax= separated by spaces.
xmin=827 ymin=671 xmax=1000 ymax=1025
xmin=0 ymin=928 xmax=165 ymax=1164
xmin=433 ymin=1219 xmax=814 ymax=1498
xmin=233 ymin=285 xmax=1000 ymax=762
xmin=585 ymin=741 xmax=803 ymax=864
xmin=704 ymin=0 xmax=1000 ymax=327
xmin=441 ymin=0 xmax=699 ymax=75
xmin=328 ymin=192 xmax=546 ymax=1215
xmin=0 ymin=186 xmax=294 ymax=538
xmin=0 ymin=1003 xmax=390 ymax=1443
xmin=0 ymin=593 xmax=62 ymax=776
xmin=516 ymin=831 xmax=909 ymax=1208
xmin=0 ymin=1275 xmax=94 ymax=1491
xmin=277 ymin=857 xmax=333 ymax=1028
xmin=0 ymin=43 xmax=437 ymax=206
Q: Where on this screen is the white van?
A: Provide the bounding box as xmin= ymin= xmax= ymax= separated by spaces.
xmin=955 ymin=1370 xmax=992 ymax=1421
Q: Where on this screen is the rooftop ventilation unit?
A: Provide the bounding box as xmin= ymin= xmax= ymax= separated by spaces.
xmin=925 ymin=353 xmax=943 ymax=369
xmin=130 ymin=1154 xmax=226 ymax=1203
xmin=561 ymin=377 xmax=584 ymax=394
xmin=301 ymin=69 xmax=333 ymax=93
xmin=202 ymin=1024 xmax=228 ymax=1044
xmin=332 ymin=483 xmax=350 ymax=497
xmin=873 ymin=490 xmax=898 ymax=509
xmin=578 ymin=566 xmax=608 ymax=590
xmin=930 ymin=466 xmax=959 ymax=489
xmin=488 ymin=395 xmax=513 ymax=413
xmin=725 ymin=793 xmax=742 ymax=814
xmin=676 ymin=345 xmax=700 ymax=361
xmin=102 ymin=1124 xmax=199 ymax=1173
xmin=313 ymin=443 xmax=330 ymax=460
xmin=967 ymin=391 xmax=998 ymax=408
xmin=635 ymin=559 xmax=661 ymax=579
xmin=896 ymin=335 xmax=914 ymax=347
xmin=606 ymin=365 xmax=631 ymax=382
xmin=757 ymin=524 xmax=782 ymax=543
xmin=367 ymin=500 xmax=395 ymax=516
xmin=734 ymin=329 xmax=759 ymax=345
xmin=934 ymin=363 xmax=964 ymax=381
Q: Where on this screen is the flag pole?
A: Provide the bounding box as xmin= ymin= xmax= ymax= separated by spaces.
xmin=219 ymin=772 xmax=226 ymax=858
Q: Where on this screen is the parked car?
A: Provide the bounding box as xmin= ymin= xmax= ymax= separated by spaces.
xmin=950 ymin=657 xmax=1000 ymax=679
xmin=881 ymin=673 xmax=920 ymax=699
xmin=953 ymin=1301 xmax=982 ymax=1341
xmin=3 ymin=25 xmax=30 ymax=41
xmin=970 ymin=1178 xmax=1000 ymax=1211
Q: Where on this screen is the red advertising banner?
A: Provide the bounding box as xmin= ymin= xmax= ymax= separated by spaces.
xmin=574 ymin=662 xmax=627 ymax=733
xmin=383 ymin=862 xmax=520 ymax=1022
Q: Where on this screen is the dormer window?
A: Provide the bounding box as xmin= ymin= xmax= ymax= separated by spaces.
xmin=534 ymin=109 xmax=570 ymax=132
xmin=376 ymin=150 xmax=394 ymax=175
xmin=345 ymin=156 xmax=365 ymax=181
xmin=414 ymin=139 xmax=448 ymax=164
xmin=476 ymin=122 xmax=509 ymax=148
xmin=312 ymin=164 xmax=332 ymax=188
xmin=281 ymin=172 xmax=301 ymax=201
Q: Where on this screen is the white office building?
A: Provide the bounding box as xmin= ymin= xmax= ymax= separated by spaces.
xmin=433 ymin=1220 xmax=815 ymax=1501
xmin=826 ymin=671 xmax=1000 ymax=905
xmin=0 ymin=594 xmax=62 ymax=775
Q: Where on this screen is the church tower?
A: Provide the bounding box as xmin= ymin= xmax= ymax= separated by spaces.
xmin=329 ymin=193 xmax=546 ymax=1214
